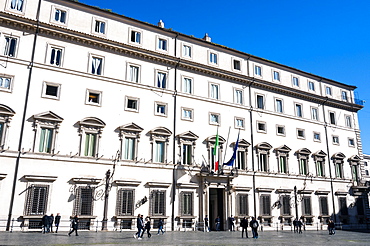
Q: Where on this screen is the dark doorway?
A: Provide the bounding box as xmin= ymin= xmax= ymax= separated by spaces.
xmin=209 ymin=188 xmax=224 ymax=231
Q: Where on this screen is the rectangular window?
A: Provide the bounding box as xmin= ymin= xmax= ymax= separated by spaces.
xmin=157 ymin=72 xmax=167 ymax=88
xmin=94 ymin=20 xmax=106 ymax=34
xmin=155 ymin=103 xmax=167 ymax=116
xmin=75 ymin=187 xmax=94 ymax=216
xmin=158 ymin=38 xmax=167 ymax=51
xmin=302 ymin=197 xmax=312 ymax=215
xmin=183 ymin=77 xmax=192 ymax=94
xmin=326 ymin=86 xmax=332 ymax=96
xmin=292 ymin=77 xmax=299 ymax=87
xmin=39 ymin=128 xmax=53 ymax=153
xmin=182 ymin=144 xmax=192 ymax=165
xmin=210 ymin=113 xmax=220 ymax=125
xmin=183 ymin=45 xmax=191 ymax=57
xmin=25 ymin=185 xmax=49 ymax=215
xmin=182 ymin=108 xmax=193 ymax=121
xmin=84 ymin=133 xmax=97 ymax=157
xmin=273 ymin=71 xmax=280 ymax=81
xmin=237 ymin=151 xmax=246 ymax=170
xmin=4 ymin=36 xmax=18 ymax=57
xmin=87 ymin=91 xmax=101 ymax=105
xmin=256 ymin=95 xmax=264 ymax=109
xmin=130 ymin=30 xmax=141 ymax=44
xmin=277 ymin=125 xmax=285 ymax=136
xmin=255 ymin=65 xmax=262 ymax=76
xmin=345 ymin=115 xmax=352 ymax=128
xmin=54 ymin=9 xmax=66 ymax=24
xmin=210 ymin=84 xmax=219 ymax=99
xmin=155 ymin=141 xmax=165 ymax=163
xmin=117 ymin=189 xmax=134 ymax=216
xmin=335 ymin=163 xmax=343 ymax=178
xmin=0 ymin=76 xmax=12 ymax=91
xmin=257 ymin=122 xmax=266 ymax=133
xmin=316 ymin=161 xmax=324 ymax=177
xmin=128 ymin=65 xmax=140 ymax=83
xmin=235 ymin=89 xmax=243 ymax=104
xmin=308 ymin=81 xmax=315 ymax=91
xmin=124 ymin=138 xmax=136 ymax=160
xmin=49 ymin=47 xmax=63 ymax=66
xmin=282 ymin=196 xmax=291 ymax=215
xmin=10 ymin=0 xmax=24 ymax=12
xmin=342 ymin=91 xmax=348 ymax=101
xmin=275 ymin=99 xmax=283 ymax=113
xmin=0 ymin=122 xmax=4 ymax=143
xmin=311 ymin=107 xmax=319 ymax=121
xmin=329 ymin=112 xmax=336 ymax=125
xmin=295 ymin=104 xmax=303 ymax=117
xmin=313 ymin=132 xmax=321 ymax=142
xmin=338 ymin=197 xmax=348 ymax=215
xmin=180 ymin=192 xmax=193 ymax=216
xmin=126 ymin=97 xmax=139 ymax=112
xmin=297 ymin=129 xmax=305 ymax=139
xmin=210 ymin=52 xmax=218 ymax=64
xmin=332 ymin=136 xmax=339 ymax=145
xmin=319 ymin=197 xmax=329 ymax=215
xmin=259 ymin=153 xmax=268 ymax=171
xmin=233 ymin=60 xmax=241 ymax=70
xmin=235 ymin=118 xmax=244 ymax=129
xmin=348 ymin=138 xmax=355 ymax=147
xmin=299 ymin=159 xmax=308 ymax=175
xmin=91 ymin=57 xmax=103 ymax=75
xmin=279 ymin=156 xmax=287 ymax=173
xmin=238 ymin=194 xmax=248 ymax=216
xmin=260 ymin=195 xmax=271 ymax=216
xmin=151 ymin=190 xmax=166 ymax=216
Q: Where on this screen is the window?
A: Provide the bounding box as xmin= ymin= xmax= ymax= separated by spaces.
xmin=86 ymin=90 xmax=102 ymax=105
xmin=332 ymin=153 xmax=345 ymax=178
xmin=151 ymin=190 xmax=166 ymax=216
xmin=48 ymin=46 xmax=63 ymax=66
xmin=154 ymin=141 xmax=165 ymax=163
xmin=237 ymin=194 xmax=248 ymax=216
xmin=118 ymin=123 xmax=143 ymax=161
xmin=182 ymin=144 xmax=193 ymax=165
xmin=345 ymin=115 xmax=352 ymax=128
xmin=210 ymin=83 xmax=219 ymax=99
xmin=329 ymin=112 xmax=336 ymax=125
xmin=256 ymin=95 xmax=264 ymax=109
xmin=256 ymin=142 xmax=272 ymax=172
xmin=0 ymin=76 xmax=12 ymax=92
xmin=149 ymin=127 xmax=171 ymax=164
xmin=342 ymin=91 xmax=348 ymax=101
xmin=299 ymin=159 xmax=308 ymax=175
xmin=260 ymin=195 xmax=271 ymax=216
xmin=259 ymin=153 xmax=268 ymax=171
xmin=275 ymin=98 xmax=283 ymax=113
xmin=182 ymin=77 xmax=193 ymax=94
xmin=308 ymin=81 xmax=315 ymax=91
xmin=0 ymin=122 xmax=4 ymax=147
xmin=91 ymin=56 xmax=103 ymax=75
xmin=182 ymin=44 xmax=192 ymax=58
xmin=53 ymin=8 xmax=66 ymax=24
xmin=0 ymin=105 xmax=15 ymax=149
xmin=74 ymin=186 xmax=95 ymax=216
xmin=338 ymin=197 xmax=348 ymax=215
xmin=180 ymin=192 xmax=193 ymax=216
xmin=302 ymin=197 xmax=312 ymax=215
xmin=130 ymin=30 xmax=141 ymax=44
xmin=8 ymin=0 xmax=24 ymax=13
xmin=233 ymin=59 xmax=241 ymax=71
xmin=313 ymin=151 xmax=326 ymax=177
xmin=84 ymin=133 xmax=97 ymax=157
xmin=125 ymin=97 xmax=139 ymax=112
xmin=210 ymin=113 xmax=220 ymax=125
xmin=155 ymin=102 xmax=167 ymax=116
xmin=158 ymin=38 xmax=167 ymax=51
xmin=177 ymin=131 xmax=198 ymax=165
xmin=25 ymin=185 xmax=49 ymax=215
xmin=94 ymin=20 xmax=106 ymax=34
xmin=209 ymin=52 xmax=218 ymax=64
xmin=128 ymin=64 xmax=140 ymax=83
xmin=78 ymin=117 xmax=105 ymax=157
xmin=3 ymin=36 xmax=18 ymax=57
xmin=297 ymin=129 xmax=305 ymax=139
xmin=42 ymin=82 xmax=60 ymax=99
xmin=311 ymin=107 xmax=319 ymax=121
xmin=273 ymin=71 xmax=280 ymax=81
xmin=348 ymin=138 xmax=355 ymax=147
xmin=292 ymin=77 xmax=299 ymax=87
xmin=123 ymin=138 xmax=136 ymax=160
xmin=39 ymin=128 xmax=53 ymax=153
xmin=181 ymin=108 xmax=193 ymax=121
xmin=351 ymin=164 xmax=360 ymax=183
xmin=235 ymin=117 xmax=245 ymax=129
xmin=116 ymin=189 xmax=134 ymax=216
xmin=257 ymin=121 xmax=266 ymax=133
xmin=296 ymin=148 xmax=311 ymax=176
xmin=295 ymin=104 xmax=303 ymax=117
xmin=234 ymin=139 xmax=249 ymax=170
xmin=255 ymin=65 xmax=262 ymax=76
xmin=313 ymin=132 xmax=321 ymax=142
xmin=234 ymin=89 xmax=243 ymax=104
xmin=332 ymin=135 xmax=339 ymax=145
xmin=156 ymin=71 xmax=167 ymax=89
xmin=276 ymin=125 xmax=285 ymax=136
xmin=281 ymin=195 xmax=291 ymax=215
xmin=325 ymin=86 xmax=332 ymax=96
xmin=319 ymin=197 xmax=329 ymax=216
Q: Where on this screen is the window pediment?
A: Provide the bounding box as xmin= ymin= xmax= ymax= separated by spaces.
xmin=118 ymin=122 xmax=143 ymax=133
xmin=177 ymin=131 xmax=199 ymax=141
xmin=237 ymin=139 xmax=250 ymax=148
xmin=0 ymin=104 xmax=15 ymax=116
xmin=256 ymin=142 xmax=272 ymax=150
xmin=206 ymin=135 xmax=226 ymax=144
xmin=149 ymin=127 xmax=172 ymax=136
xmin=332 ymin=152 xmax=346 ymax=160
xmin=275 ymin=145 xmax=291 ymax=153
xmin=348 ymin=155 xmax=360 ymax=162
xmin=33 ymin=111 xmax=63 ymax=123
xmin=79 ymin=117 xmax=106 ymax=128
xmin=313 ymin=150 xmax=327 ymax=158
xmin=296 ymin=148 xmax=311 ymax=155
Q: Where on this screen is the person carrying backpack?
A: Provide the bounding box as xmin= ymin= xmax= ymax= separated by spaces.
xmin=249 ymin=217 xmax=259 ymax=239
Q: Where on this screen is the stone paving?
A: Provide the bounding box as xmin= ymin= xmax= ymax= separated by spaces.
xmin=0 ymin=229 xmax=369 ymax=246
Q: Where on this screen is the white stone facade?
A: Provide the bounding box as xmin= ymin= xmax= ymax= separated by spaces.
xmin=0 ymin=0 xmax=368 ymax=231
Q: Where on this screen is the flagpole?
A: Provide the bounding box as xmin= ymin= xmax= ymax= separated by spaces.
xmin=222 ymin=126 xmax=231 ymax=173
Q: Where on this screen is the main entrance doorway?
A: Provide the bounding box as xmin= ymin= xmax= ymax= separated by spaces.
xmin=209 ymin=188 xmax=224 ymax=231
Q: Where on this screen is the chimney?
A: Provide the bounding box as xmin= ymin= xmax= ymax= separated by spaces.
xmin=203 ymin=33 xmax=211 ymax=42
xmin=158 ymin=20 xmax=164 ymax=28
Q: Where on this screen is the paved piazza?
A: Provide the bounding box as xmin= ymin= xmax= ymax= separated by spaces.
xmin=0 ymin=230 xmax=369 ymax=246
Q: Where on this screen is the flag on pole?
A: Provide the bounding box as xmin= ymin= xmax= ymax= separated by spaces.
xmin=213 ymin=128 xmax=220 ymax=172
xmin=223 ymin=132 xmax=239 ymax=167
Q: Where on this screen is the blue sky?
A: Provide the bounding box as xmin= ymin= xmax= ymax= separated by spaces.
xmin=80 ymin=0 xmax=370 ymax=154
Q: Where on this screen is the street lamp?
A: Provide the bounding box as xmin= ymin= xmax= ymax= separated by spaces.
xmin=294 ymin=186 xmax=298 ymax=221
xmin=101 ymin=169 xmax=111 ymax=231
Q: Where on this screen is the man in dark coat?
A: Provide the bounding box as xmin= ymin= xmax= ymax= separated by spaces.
xmin=68 ymin=215 xmax=79 ymax=236
xmin=42 ymin=214 xmax=48 ymax=234
xmin=249 ymin=217 xmax=259 ymax=239
xmin=134 ymin=214 xmax=144 ymax=239
xmin=49 ymin=214 xmax=54 ymax=233
xmin=54 ymin=213 xmax=61 ymax=233
xmin=240 ymin=217 xmax=248 ymax=238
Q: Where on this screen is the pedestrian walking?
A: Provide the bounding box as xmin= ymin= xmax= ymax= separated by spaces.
xmin=240 ymin=217 xmax=248 ymax=238
xmin=204 ymin=215 xmax=210 ymax=232
xmin=68 ymin=215 xmax=79 ymax=236
xmin=293 ymin=219 xmax=298 ymax=233
xmin=157 ymin=219 xmax=165 ymax=235
xmin=228 ymin=215 xmax=235 ymax=231
xmin=249 ymin=217 xmax=259 ymax=239
xmin=215 ymin=216 xmax=221 ymax=231
xmin=134 ymin=214 xmax=144 ymax=239
xmin=42 ymin=214 xmax=49 ymax=234
xmin=328 ymin=220 xmax=335 ymax=235
xmin=49 ymin=214 xmax=54 ymax=233
xmin=54 ymin=213 xmax=61 ymax=233
xmin=297 ymin=219 xmax=303 ymax=234
xmin=142 ymin=217 xmax=151 ymax=238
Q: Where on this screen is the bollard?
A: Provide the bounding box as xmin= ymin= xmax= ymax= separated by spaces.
xmin=96 ymin=219 xmax=98 ymax=232
xmin=10 ymin=218 xmax=14 ymax=233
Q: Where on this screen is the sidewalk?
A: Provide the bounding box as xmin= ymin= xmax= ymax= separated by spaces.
xmin=0 ymin=230 xmax=369 ymax=245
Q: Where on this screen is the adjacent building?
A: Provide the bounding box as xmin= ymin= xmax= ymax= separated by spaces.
xmin=0 ymin=0 xmax=368 ymax=231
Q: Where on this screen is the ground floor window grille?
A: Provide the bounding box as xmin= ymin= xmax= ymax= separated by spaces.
xmin=319 ymin=197 xmax=329 ymax=216
xmin=25 ymin=185 xmax=49 ymax=215
xmin=151 ymin=190 xmax=166 ymax=216
xmin=302 ymin=197 xmax=312 ymax=215
xmin=116 ymin=189 xmax=134 ymax=216
xmin=180 ymin=192 xmax=193 ymax=216
xmin=237 ymin=194 xmax=248 ymax=216
xmin=260 ymin=195 xmax=271 ymax=216
xmin=281 ymin=195 xmax=291 ymax=215
xmin=74 ymin=186 xmax=95 ymax=216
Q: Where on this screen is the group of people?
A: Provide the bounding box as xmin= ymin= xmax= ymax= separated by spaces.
xmin=293 ymin=219 xmax=303 ymax=233
xmin=134 ymin=214 xmax=165 ymax=240
xmin=42 ymin=213 xmax=61 ymax=234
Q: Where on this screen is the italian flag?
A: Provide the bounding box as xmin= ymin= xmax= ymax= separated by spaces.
xmin=213 ymin=129 xmax=220 ymax=172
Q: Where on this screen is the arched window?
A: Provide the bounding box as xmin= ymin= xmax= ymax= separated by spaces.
xmin=295 ymin=148 xmax=311 ymax=175
xmin=312 ymin=150 xmax=327 ymax=177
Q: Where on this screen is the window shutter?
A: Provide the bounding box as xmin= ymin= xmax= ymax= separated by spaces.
xmin=320 ymin=197 xmax=328 ymax=215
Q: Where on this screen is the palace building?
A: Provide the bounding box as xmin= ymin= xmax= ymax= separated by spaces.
xmin=0 ymin=0 xmax=368 ymax=231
